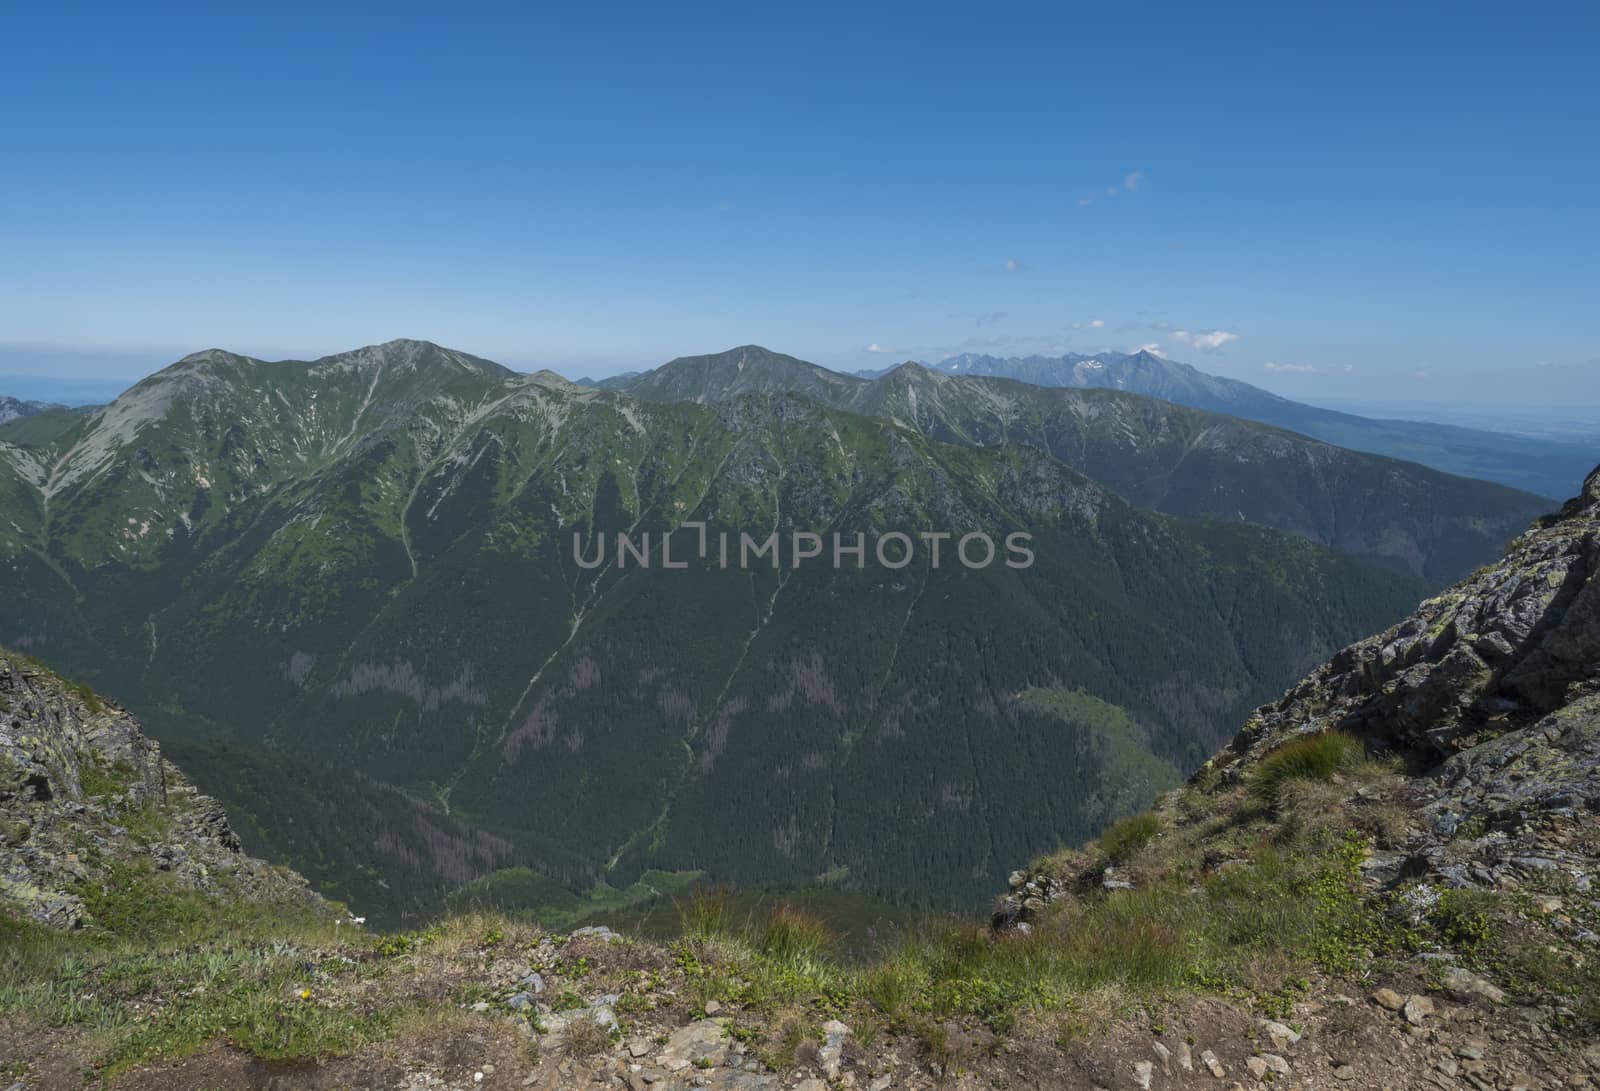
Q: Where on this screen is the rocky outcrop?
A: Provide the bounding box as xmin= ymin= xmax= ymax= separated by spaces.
xmin=0 ymin=648 xmax=324 ymax=928
xmin=1224 ymin=464 xmax=1599 ymax=766
xmin=1000 ymin=465 xmax=1600 ymax=931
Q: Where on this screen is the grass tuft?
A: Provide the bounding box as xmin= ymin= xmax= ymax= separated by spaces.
xmin=1098 ymin=812 xmax=1162 ymax=863
xmin=1250 ymin=732 xmax=1365 ymax=807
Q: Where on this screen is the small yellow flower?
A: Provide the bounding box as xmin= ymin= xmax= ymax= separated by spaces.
xmin=299 ymin=988 xmax=312 ymax=1000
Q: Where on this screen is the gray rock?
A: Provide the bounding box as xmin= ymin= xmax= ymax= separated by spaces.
xmin=819 ymin=1018 xmax=851 ymax=1078
xmin=1440 ymin=967 xmax=1506 ymax=1004
xmin=658 ymin=1019 xmax=728 ymax=1071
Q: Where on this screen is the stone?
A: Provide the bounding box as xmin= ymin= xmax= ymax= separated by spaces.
xmin=658 ymin=1020 xmax=728 ymax=1072
xmin=1246 ymin=1057 xmax=1267 ymax=1080
xmin=1373 ymin=988 xmax=1406 ymax=1011
xmin=507 ymin=991 xmax=535 ymax=1011
xmin=1403 ymin=994 xmax=1435 ymax=1025
xmin=569 ymin=925 xmax=621 ymax=943
xmin=1261 ymin=1054 xmax=1290 ymax=1075
xmin=1176 ymin=1040 xmax=1193 ymax=1071
xmin=1133 ymin=1060 xmax=1153 ymax=1089
xmin=1102 ymin=866 xmax=1135 ymax=891
xmin=1200 ymin=1049 xmax=1225 ymax=1077
xmin=628 ymin=1038 xmax=652 ymax=1058
xmin=819 ymin=1019 xmax=851 ymax=1078
xmin=1262 ymin=1020 xmax=1301 ymax=1048
xmin=703 ymin=999 xmax=722 ymax=1015
xmin=1333 ymin=1065 xmax=1357 ymax=1080
xmin=1456 ymin=1040 xmax=1487 ymax=1061
xmin=1440 ymin=967 xmax=1506 ymax=1005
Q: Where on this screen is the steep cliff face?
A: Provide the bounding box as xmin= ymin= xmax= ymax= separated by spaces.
xmin=0 ymin=649 xmax=323 ymax=927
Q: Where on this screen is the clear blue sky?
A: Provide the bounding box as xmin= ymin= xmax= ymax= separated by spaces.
xmin=3 ymin=1 xmax=1597 ymax=407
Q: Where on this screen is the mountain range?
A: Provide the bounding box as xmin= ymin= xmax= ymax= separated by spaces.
xmin=611 ymin=345 xmax=1549 ymax=584
xmin=0 ymin=339 xmax=1445 ymax=920
xmin=849 ymin=349 xmax=1595 ymax=500
xmin=0 ymin=395 xmax=63 ymax=425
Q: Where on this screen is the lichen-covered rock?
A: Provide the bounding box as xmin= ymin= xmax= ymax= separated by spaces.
xmin=0 ymin=649 xmax=325 ymax=928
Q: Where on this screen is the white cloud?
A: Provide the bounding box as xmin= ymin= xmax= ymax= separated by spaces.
xmin=864 ymin=343 xmax=903 ymax=354
xmin=1071 ymin=318 xmax=1106 ymax=330
xmin=1136 ymin=343 xmax=1163 ymax=355
xmin=1123 ymin=171 xmax=1146 ymax=192
xmin=1265 ymin=361 xmax=1356 ymax=375
xmin=1077 ymin=195 xmax=1096 ymax=206
xmin=1168 ymin=328 xmax=1240 ymax=352
xmin=1003 ymin=258 xmax=1022 ymax=272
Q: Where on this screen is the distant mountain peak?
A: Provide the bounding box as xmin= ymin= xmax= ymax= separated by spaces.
xmin=882 ymin=361 xmax=945 ymax=384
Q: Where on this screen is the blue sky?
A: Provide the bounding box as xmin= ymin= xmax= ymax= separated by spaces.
xmin=3 ymin=2 xmax=1597 ymax=408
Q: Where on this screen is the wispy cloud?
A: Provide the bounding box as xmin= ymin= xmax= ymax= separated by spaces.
xmin=1003 ymin=258 xmax=1023 ymax=272
xmin=1078 ymin=169 xmax=1148 ymax=207
xmin=863 ymin=343 xmax=903 ymax=354
xmin=1168 ymin=328 xmax=1239 ymax=352
xmin=1070 ymin=318 xmax=1106 ymax=330
xmin=1136 ymin=343 xmax=1164 ymax=355
xmin=951 ymin=310 xmax=1008 ymax=328
xmin=1264 ymin=361 xmax=1356 ymax=375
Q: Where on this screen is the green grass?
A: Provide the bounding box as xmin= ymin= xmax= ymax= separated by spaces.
xmin=1098 ymin=812 xmax=1163 ymax=863
xmin=1250 ymin=732 xmax=1366 ymax=807
xmin=0 ymin=891 xmax=391 ymax=1078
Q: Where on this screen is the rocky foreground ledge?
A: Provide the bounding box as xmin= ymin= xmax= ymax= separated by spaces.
xmin=0 ymin=649 xmax=323 ymax=928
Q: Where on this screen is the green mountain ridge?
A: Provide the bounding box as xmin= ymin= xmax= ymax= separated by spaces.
xmin=617 ymin=346 xmax=1549 ymax=583
xmin=853 ymin=348 xmax=1596 ymax=499
xmin=0 ymin=340 xmax=1436 ymax=920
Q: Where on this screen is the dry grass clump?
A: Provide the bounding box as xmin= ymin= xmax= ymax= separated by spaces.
xmin=560 ymin=1011 xmax=612 ymax=1057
